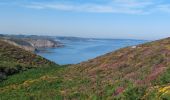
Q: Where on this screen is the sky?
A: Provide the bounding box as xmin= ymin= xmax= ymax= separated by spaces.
xmin=1 ymin=0 xmax=170 ymax=40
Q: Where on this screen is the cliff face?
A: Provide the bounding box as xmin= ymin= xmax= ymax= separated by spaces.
xmin=26 ymin=39 xmax=63 ymax=48
xmin=2 ymin=39 xmax=36 ymax=52
xmin=1 ymin=37 xmax=63 ymax=52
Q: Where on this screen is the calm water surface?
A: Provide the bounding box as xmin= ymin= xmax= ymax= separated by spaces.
xmin=37 ymin=39 xmax=147 ymax=65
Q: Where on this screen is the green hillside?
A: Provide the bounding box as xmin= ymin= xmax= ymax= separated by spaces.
xmin=0 ymin=39 xmax=56 ymax=81
xmin=0 ymin=38 xmax=170 ymax=99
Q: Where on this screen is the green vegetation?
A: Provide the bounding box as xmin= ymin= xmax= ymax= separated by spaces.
xmin=1 ymin=38 xmax=170 ymax=99
xmin=0 ymin=39 xmax=55 ymax=81
xmin=153 ymin=67 xmax=170 ymax=85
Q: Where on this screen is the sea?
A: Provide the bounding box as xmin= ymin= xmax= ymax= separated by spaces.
xmin=37 ymin=38 xmax=147 ymax=65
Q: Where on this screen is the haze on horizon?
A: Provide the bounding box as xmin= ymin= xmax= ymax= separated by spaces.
xmin=1 ymin=0 xmax=170 ymax=40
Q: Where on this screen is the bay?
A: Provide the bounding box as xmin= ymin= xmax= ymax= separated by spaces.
xmin=37 ymin=38 xmax=147 ymax=65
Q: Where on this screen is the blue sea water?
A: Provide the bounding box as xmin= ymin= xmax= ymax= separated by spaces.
xmin=37 ymin=39 xmax=147 ymax=65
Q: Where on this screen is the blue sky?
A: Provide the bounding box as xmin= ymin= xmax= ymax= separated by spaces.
xmin=1 ymin=0 xmax=170 ymax=40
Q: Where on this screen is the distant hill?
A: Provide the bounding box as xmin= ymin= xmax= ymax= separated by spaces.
xmin=56 ymin=36 xmax=91 ymax=42
xmin=0 ymin=37 xmax=170 ymax=99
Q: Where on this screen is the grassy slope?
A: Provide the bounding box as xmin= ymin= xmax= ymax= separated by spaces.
xmin=1 ymin=38 xmax=170 ymax=99
xmin=0 ymin=39 xmax=56 ymax=81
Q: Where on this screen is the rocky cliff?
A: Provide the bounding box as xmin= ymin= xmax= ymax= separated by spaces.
xmin=26 ymin=38 xmax=63 ymax=48
xmin=0 ymin=36 xmax=63 ymax=52
xmin=2 ymin=39 xmax=36 ymax=52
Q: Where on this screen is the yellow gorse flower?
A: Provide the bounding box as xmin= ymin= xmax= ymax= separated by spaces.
xmin=159 ymin=85 xmax=170 ymax=94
